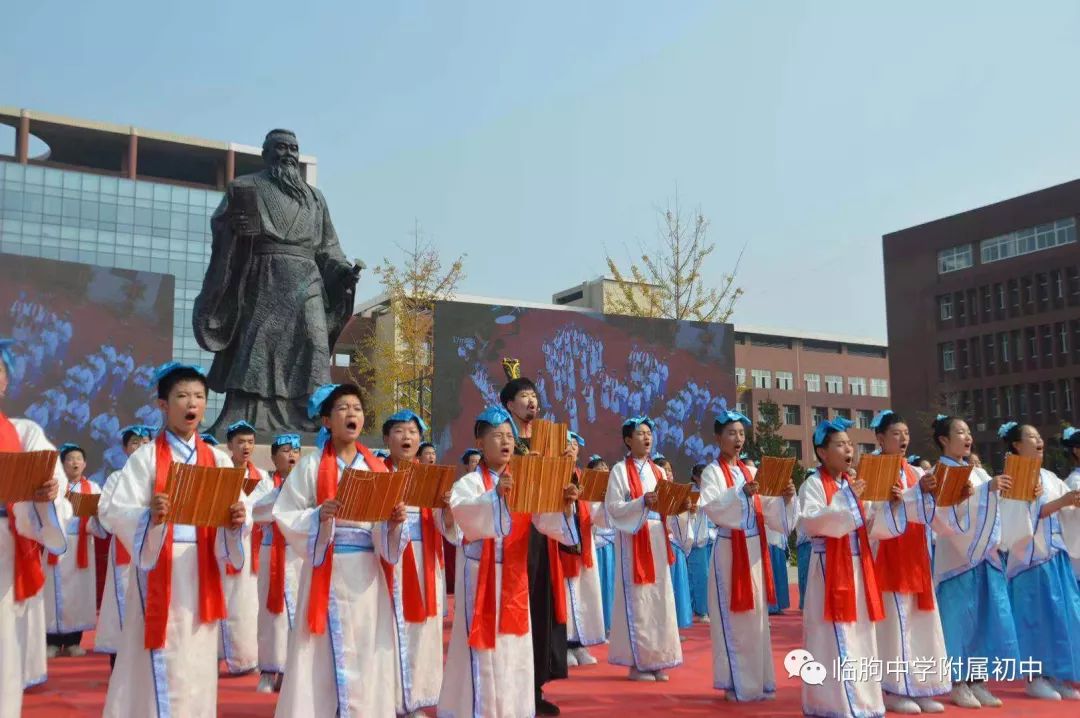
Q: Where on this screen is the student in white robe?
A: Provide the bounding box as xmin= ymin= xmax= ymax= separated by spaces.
xmin=685 ymin=463 xmax=714 ymax=624
xmin=218 ymin=419 xmax=271 ymax=676
xmin=605 ymin=416 xmax=685 ymax=682
xmin=928 ymin=414 xmax=1019 ymax=709
xmin=563 ymin=431 xmax=605 ymax=666
xmin=698 ymin=409 xmax=796 ymax=702
xmin=251 ymin=433 xmax=302 ymax=693
xmin=272 ymin=383 xmax=409 ymax=718
xmin=1065 ymin=427 xmax=1080 ymax=587
xmin=656 ymin=456 xmax=693 ymax=631
xmin=997 ymin=422 xmax=1080 ymax=700
xmin=381 ymin=408 xmax=459 ymax=717
xmin=587 ymin=455 xmax=617 ymax=635
xmin=798 ymin=417 xmax=900 ymax=718
xmin=44 ymin=442 xmax=107 ymax=657
xmin=437 ymin=405 xmax=580 ymax=718
xmin=0 ymin=338 xmax=69 ymax=718
xmin=866 ymin=411 xmax=949 ymax=714
xmin=97 ymin=363 xmax=248 ymax=718
xmin=95 ymin=425 xmax=153 ymax=665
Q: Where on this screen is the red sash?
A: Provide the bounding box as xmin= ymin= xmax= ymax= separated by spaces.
xmin=718 ymin=461 xmax=776 ymax=612
xmin=468 ymin=462 xmax=532 ymax=650
xmin=560 ymin=469 xmax=595 ymax=579
xmin=114 ymin=536 xmax=131 ymax=566
xmin=307 ymin=441 xmax=384 ymax=635
xmin=266 ymin=472 xmax=287 ymax=614
xmin=145 ymin=433 xmax=228 ymax=650
xmin=873 ymin=460 xmax=934 ymax=610
xmin=49 ymin=477 xmax=93 ymax=569
xmin=624 ymin=457 xmax=673 ymax=585
xmin=819 ymin=468 xmax=884 ymax=624
xmin=227 ymin=462 xmax=263 ymax=577
xmin=383 ymin=458 xmax=440 ymax=623
xmin=0 ymin=412 xmax=46 ymax=601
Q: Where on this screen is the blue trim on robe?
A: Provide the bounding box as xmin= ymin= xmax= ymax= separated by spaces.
xmin=596 ymin=541 xmax=616 ymax=634
xmin=1007 ymin=551 xmax=1080 ymax=681
xmin=797 ymin=541 xmax=811 ymax=610
xmin=937 ymin=561 xmax=1018 ymax=664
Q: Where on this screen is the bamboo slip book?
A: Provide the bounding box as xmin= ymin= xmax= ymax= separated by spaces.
xmin=932 ymin=463 xmax=974 ymax=508
xmin=855 ymin=454 xmax=904 ymax=502
xmin=756 ymin=456 xmax=796 ymax=497
xmin=1002 ymin=454 xmax=1041 ymax=502
xmin=163 ymin=463 xmax=246 ymax=528
xmin=335 ymin=468 xmax=409 ymax=522
xmin=401 ymin=463 xmax=457 ymax=509
xmin=577 ymin=469 xmax=609 ymax=502
xmin=68 ymin=492 xmax=100 ymax=518
xmin=529 ymin=419 xmax=568 ymax=458
xmin=507 ymin=454 xmax=573 ymax=514
xmin=655 ymin=480 xmax=693 ymax=516
xmin=0 ymin=450 xmax=58 ymax=504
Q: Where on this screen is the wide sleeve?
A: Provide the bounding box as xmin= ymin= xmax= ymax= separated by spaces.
xmin=448 ymin=471 xmax=512 ymax=543
xmin=761 ymin=494 xmax=796 ymax=536
xmin=252 ymin=487 xmax=280 ymax=525
xmin=931 ymin=468 xmax=996 ymax=541
xmin=796 ymin=475 xmax=859 ymax=539
xmin=668 ymin=513 xmax=694 ymax=553
xmin=866 ymin=497 xmax=907 ymax=541
xmin=11 ymin=420 xmax=69 ymax=553
xmin=271 ymin=454 xmax=329 ymax=565
xmin=604 ymin=462 xmax=648 ymax=535
xmin=96 ymin=444 xmax=163 ymax=571
xmin=533 ymin=510 xmax=579 ymax=546
xmin=698 ymin=463 xmax=750 ymax=530
xmin=86 ymin=482 xmax=109 ymax=539
xmin=372 ymin=520 xmax=408 ymax=565
xmin=436 ymin=507 xmax=464 ymax=545
xmin=215 ymin=451 xmax=246 ymax=570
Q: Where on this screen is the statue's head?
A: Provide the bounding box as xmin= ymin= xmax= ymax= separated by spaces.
xmin=262 ymin=129 xmax=310 ymax=203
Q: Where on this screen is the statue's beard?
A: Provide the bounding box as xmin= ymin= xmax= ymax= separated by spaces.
xmin=268 ymin=160 xmax=310 ymax=204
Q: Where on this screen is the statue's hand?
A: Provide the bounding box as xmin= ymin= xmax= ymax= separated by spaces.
xmin=342 ymin=263 xmax=362 ymax=287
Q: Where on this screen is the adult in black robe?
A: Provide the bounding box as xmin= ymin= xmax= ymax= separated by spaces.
xmin=193 ymin=129 xmax=358 ymax=435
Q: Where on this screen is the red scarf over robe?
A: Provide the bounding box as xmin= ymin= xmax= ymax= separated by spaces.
xmin=226 ymin=462 xmax=263 ymax=576
xmin=624 ymin=456 xmax=674 ymax=585
xmin=718 ymin=460 xmax=776 ymax=611
xmin=873 ymin=459 xmax=934 ymax=610
xmin=0 ymin=411 xmax=46 ymax=601
xmin=384 ymin=458 xmax=444 ymax=623
xmin=49 ymin=477 xmax=93 ymax=569
xmin=819 ymin=467 xmax=884 ymax=624
xmin=266 ymin=471 xmax=288 ymax=614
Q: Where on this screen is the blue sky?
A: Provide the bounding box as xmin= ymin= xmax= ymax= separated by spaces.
xmin=6 ymin=1 xmax=1080 ymax=340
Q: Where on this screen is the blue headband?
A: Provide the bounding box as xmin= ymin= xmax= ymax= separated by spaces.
xmin=272 ymin=434 xmax=301 ymax=450
xmin=714 ymin=409 xmax=751 ymax=429
xmin=153 ymin=361 xmax=206 ymax=386
xmin=0 ymin=338 xmax=15 ymax=379
xmin=385 ymin=409 xmax=429 ymax=435
xmin=58 ymin=442 xmax=83 ymax=458
xmin=907 ymin=454 xmax=921 ymax=464
xmin=997 ymin=421 xmax=1018 ymax=439
xmin=568 ymin=431 xmax=585 ymax=447
xmin=588 ymin=454 xmax=603 ymax=463
xmin=460 ymin=448 xmax=482 ymax=462
xmin=315 ymin=426 xmax=331 ymax=450
xmin=226 ymin=420 xmax=256 ymax=437
xmin=373 ymin=448 xmax=390 ymax=459
xmin=308 ymin=384 xmax=341 ymax=420
xmin=813 ymin=416 xmax=855 ymax=447
xmin=652 ymin=452 xmax=666 ymax=460
xmin=476 ymin=405 xmax=516 ymax=437
xmin=120 ymin=424 xmax=153 ymax=440
xmin=869 ymin=410 xmax=894 ymax=431
xmin=935 ymin=414 xmax=949 ymax=423
xmin=200 ymin=433 xmax=219 ymax=446
xmin=1064 ymin=427 xmax=1079 ymax=442
xmin=622 ymin=416 xmax=656 ymax=433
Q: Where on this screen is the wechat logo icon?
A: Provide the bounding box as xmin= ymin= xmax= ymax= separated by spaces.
xmin=784 ymin=648 xmax=827 ymax=686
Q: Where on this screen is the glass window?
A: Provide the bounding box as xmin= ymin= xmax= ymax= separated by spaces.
xmin=776 ymin=371 xmax=794 ymax=391
xmin=856 ymin=409 xmax=874 ymax=429
xmin=811 ymin=406 xmax=828 ymax=425
xmin=942 ymin=342 xmax=956 ymax=372
xmin=805 ymin=373 xmax=821 ymax=392
xmin=735 ymin=368 xmax=746 ymax=386
xmin=835 ymin=408 xmax=852 ymax=420
xmin=751 ymin=369 xmax=771 ymax=390
xmin=938 ymin=244 xmax=973 ymax=274
xmin=848 ymin=377 xmax=867 ymax=396
xmin=825 ymin=375 xmax=843 ymax=394
xmin=870 ymin=378 xmax=888 ymax=397
xmin=980 ymin=217 xmax=1076 ymax=264
xmin=939 ymin=295 xmax=953 ymax=320
xmin=783 ymin=405 xmax=800 ymax=425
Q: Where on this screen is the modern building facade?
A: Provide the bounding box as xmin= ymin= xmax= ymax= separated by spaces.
xmin=0 ymin=106 xmax=318 ymax=413
xmin=553 ymin=281 xmax=892 ymax=466
xmin=884 ymin=179 xmax=1080 ymax=467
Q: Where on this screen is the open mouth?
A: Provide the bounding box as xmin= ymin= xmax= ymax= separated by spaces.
xmin=288 ymin=457 xmax=297 ymax=466
xmin=184 ymin=411 xmax=197 ymax=422
xmin=346 ymin=421 xmax=358 ymax=432
xmin=844 ymin=455 xmax=853 ymax=465
xmin=402 ymin=442 xmax=413 ymax=451
xmin=500 ymin=447 xmax=512 ymax=456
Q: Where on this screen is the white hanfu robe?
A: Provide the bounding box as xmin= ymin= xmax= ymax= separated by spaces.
xmin=698 ymin=461 xmax=795 ymax=701
xmin=564 ymin=499 xmax=606 ymax=647
xmin=865 ymin=464 xmax=950 ymax=699
xmin=604 ymin=457 xmax=682 ymax=672
xmin=0 ymin=417 xmax=69 ymax=718
xmin=219 ymin=464 xmax=271 ymax=674
xmin=95 ymin=470 xmax=133 ymax=655
xmin=437 ymin=467 xmax=579 ymax=718
xmin=1068 ymin=467 xmax=1080 ymax=581
xmin=44 ymin=478 xmax=107 ymax=634
xmin=272 ymin=449 xmax=407 ymax=718
xmin=798 ymin=469 xmax=898 ymax=718
xmin=98 ymin=433 xmax=246 ymax=718
xmin=251 ymin=477 xmax=301 ymax=674
xmin=386 ymin=502 xmax=460 ymax=715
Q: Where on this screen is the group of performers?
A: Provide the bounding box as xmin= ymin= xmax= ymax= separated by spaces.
xmin=3 ymin=338 xmax=1080 ymax=718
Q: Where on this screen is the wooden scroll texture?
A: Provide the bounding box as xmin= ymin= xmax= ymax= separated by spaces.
xmin=0 ymin=450 xmax=58 ymax=504
xmin=335 ymin=468 xmax=409 ymax=522
xmin=507 ymin=454 xmax=571 ymax=514
xmin=163 ymin=463 xmax=246 ymax=527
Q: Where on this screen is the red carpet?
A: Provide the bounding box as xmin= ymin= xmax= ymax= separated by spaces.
xmin=22 ymin=598 xmax=1070 ymax=717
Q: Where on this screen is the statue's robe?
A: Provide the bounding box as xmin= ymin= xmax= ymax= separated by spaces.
xmin=193 ymin=170 xmax=355 ymax=433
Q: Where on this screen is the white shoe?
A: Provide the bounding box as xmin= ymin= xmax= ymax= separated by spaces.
xmin=701 ymin=614 xmax=711 ymax=624
xmin=566 ymin=650 xmax=578 ymax=667
xmin=64 ymin=645 xmax=86 ymax=657
xmin=653 ymin=670 xmax=669 ymax=682
xmin=884 ymin=693 xmax=922 ymax=714
xmin=256 ymin=673 xmax=276 ymax=693
xmin=46 ymin=645 xmax=60 ymax=659
xmin=1024 ymin=678 xmax=1061 ymax=701
xmin=950 ymin=683 xmax=981 ymax=709
xmin=1049 ymin=678 xmax=1080 ymax=700
xmin=629 ymin=667 xmax=655 ymax=682
xmin=573 ymin=647 xmax=598 ymax=666
xmin=913 ymin=697 xmax=945 ymax=713
xmin=725 ymin=692 xmax=738 ymax=702
xmin=970 ymin=683 xmax=1003 ymax=707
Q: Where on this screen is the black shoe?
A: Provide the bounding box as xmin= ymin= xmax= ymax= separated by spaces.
xmin=536 ymin=697 xmax=561 ymax=716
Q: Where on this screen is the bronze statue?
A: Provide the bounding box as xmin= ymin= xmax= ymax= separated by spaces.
xmin=193 ymin=129 xmax=360 ymax=434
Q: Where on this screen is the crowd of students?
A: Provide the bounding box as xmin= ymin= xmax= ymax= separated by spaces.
xmin=3 ymin=339 xmax=1080 ymax=717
